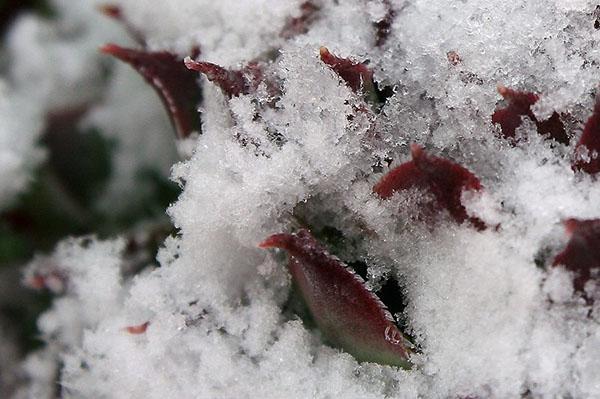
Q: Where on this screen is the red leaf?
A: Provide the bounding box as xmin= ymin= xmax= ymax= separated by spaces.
xmin=101 ymin=44 xmax=202 ymax=139
xmin=24 ymin=266 xmax=68 ymax=294
xmin=319 ymin=47 xmax=374 ymax=94
xmin=374 ymin=144 xmax=485 ymax=230
xmin=553 ymin=218 xmax=600 ymax=293
xmin=185 ymin=58 xmax=273 ymax=99
xmin=259 ymin=229 xmax=411 ymax=368
xmin=491 ymin=86 xmax=568 ymax=144
xmin=573 ymin=96 xmax=600 ymax=175
xmin=280 ymin=1 xmax=320 ymax=39
xmin=124 ymin=321 xmax=150 ymax=334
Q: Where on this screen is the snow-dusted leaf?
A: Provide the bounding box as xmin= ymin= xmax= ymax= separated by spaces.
xmin=259 ymin=229 xmax=412 ymax=368
xmin=553 ymin=218 xmax=600 ymax=293
xmin=280 ymin=1 xmax=320 ymax=39
xmin=573 ymin=95 xmax=600 ymax=175
xmin=492 ymin=86 xmax=568 ymax=144
xmin=185 ymin=58 xmax=277 ymax=99
xmin=374 ymin=144 xmax=486 ymax=229
xmin=101 ymin=44 xmax=202 ymax=139
xmin=319 ymin=47 xmax=375 ymax=97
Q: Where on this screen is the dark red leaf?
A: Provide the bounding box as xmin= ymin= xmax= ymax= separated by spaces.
xmin=280 ymin=1 xmax=320 ymax=39
xmin=124 ymin=321 xmax=150 ymax=334
xmin=24 ymin=270 xmax=67 ymax=293
xmin=553 ymin=218 xmax=600 ymax=293
xmin=491 ymin=86 xmax=568 ymax=144
xmin=185 ymin=58 xmax=274 ymax=99
xmin=373 ymin=144 xmax=485 ymax=229
xmin=101 ymin=44 xmax=202 ymax=139
xmin=99 ymin=4 xmax=146 ymax=47
xmin=319 ymin=47 xmax=375 ymax=94
xmin=259 ymin=229 xmax=411 ymax=368
xmin=573 ymin=96 xmax=600 ymax=175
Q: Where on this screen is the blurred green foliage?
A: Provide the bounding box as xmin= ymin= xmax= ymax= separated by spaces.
xmin=0 ymin=108 xmax=180 ymax=355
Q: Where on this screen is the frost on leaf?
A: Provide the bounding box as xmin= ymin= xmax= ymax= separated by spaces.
xmin=185 ymin=58 xmax=276 ymax=99
xmin=492 ymin=86 xmax=568 ymax=144
xmin=552 ymin=218 xmax=600 ymax=293
xmin=259 ymin=229 xmax=412 ymax=369
xmin=280 ymin=1 xmax=320 ymax=39
xmin=319 ymin=47 xmax=375 ymax=97
xmin=374 ymin=144 xmax=486 ymax=230
xmin=101 ymin=44 xmax=202 ymax=139
xmin=573 ymin=95 xmax=600 ymax=175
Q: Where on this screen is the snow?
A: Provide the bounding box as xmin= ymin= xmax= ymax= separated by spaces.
xmin=0 ymin=82 xmax=45 ymax=209
xmin=0 ymin=0 xmax=117 ymax=210
xmin=83 ymin=62 xmax=178 ymax=214
xmin=3 ymin=0 xmax=600 ymax=398
xmin=6 ymin=0 xmax=118 ymax=113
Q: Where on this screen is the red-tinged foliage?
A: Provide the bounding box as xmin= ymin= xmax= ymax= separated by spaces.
xmin=374 ymin=144 xmax=486 ymax=230
xmin=259 ymin=229 xmax=411 ymax=368
xmin=553 ymin=218 xmax=600 ymax=293
xmin=573 ymin=96 xmax=600 ymax=175
xmin=185 ymin=58 xmax=276 ymax=99
xmin=99 ymin=4 xmax=146 ymax=46
xmin=101 ymin=44 xmax=202 ymax=139
xmin=24 ymin=270 xmax=67 ymax=293
xmin=492 ymin=86 xmax=568 ymax=144
xmin=447 ymin=51 xmax=461 ymax=66
xmin=319 ymin=47 xmax=375 ymax=94
xmin=374 ymin=0 xmax=395 ymax=47
xmin=280 ymin=1 xmax=320 ymax=39
xmin=124 ymin=321 xmax=150 ymax=334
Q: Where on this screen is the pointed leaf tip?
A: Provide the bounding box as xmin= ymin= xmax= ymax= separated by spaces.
xmin=319 ymin=47 xmax=374 ymax=95
xmin=258 ymin=233 xmax=292 ymax=250
xmin=185 ymin=58 xmax=268 ymax=98
xmin=102 ymin=44 xmax=202 ymax=139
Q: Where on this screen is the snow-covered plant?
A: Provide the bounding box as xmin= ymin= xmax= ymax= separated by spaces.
xmin=2 ymin=0 xmax=600 ymax=398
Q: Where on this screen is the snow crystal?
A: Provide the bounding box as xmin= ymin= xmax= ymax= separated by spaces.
xmin=0 ymin=82 xmax=45 ymax=209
